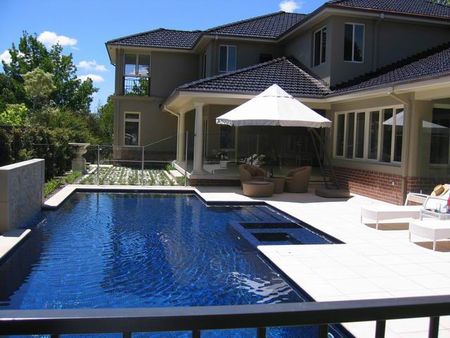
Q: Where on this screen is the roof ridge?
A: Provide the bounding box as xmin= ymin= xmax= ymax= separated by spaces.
xmin=178 ymin=57 xmax=288 ymax=90
xmin=332 ymin=41 xmax=450 ymax=90
xmin=106 ymin=28 xmax=202 ymax=45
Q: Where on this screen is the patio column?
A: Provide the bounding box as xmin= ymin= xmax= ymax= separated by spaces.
xmin=176 ymin=113 xmax=186 ymax=162
xmin=192 ymin=102 xmax=204 ymax=174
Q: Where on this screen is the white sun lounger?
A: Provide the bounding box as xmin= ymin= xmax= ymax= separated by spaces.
xmin=409 ymin=219 xmax=450 ymax=250
xmin=360 ymin=192 xmax=429 ymax=229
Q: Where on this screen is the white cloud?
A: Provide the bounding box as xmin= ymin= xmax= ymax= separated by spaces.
xmin=77 ymin=60 xmax=107 ymax=72
xmin=78 ymin=74 xmax=104 ymax=83
xmin=37 ymin=31 xmax=77 ymax=47
xmin=279 ymin=0 xmax=302 ymax=12
xmin=0 ymin=50 xmax=12 ymax=65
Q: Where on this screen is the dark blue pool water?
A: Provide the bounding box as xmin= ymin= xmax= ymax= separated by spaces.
xmin=0 ymin=192 xmax=349 ymax=337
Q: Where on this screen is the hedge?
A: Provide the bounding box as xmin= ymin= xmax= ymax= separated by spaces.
xmin=0 ymin=126 xmax=84 ymax=180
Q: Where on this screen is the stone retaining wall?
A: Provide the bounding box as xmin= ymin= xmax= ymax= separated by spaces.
xmin=0 ymin=159 xmax=45 ymax=233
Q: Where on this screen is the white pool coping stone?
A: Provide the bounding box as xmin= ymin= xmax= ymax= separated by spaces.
xmin=0 ymin=229 xmax=31 ymax=261
xmin=32 ymin=185 xmax=450 ymax=337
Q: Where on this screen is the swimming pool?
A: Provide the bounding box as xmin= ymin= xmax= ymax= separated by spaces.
xmin=0 ymin=192 xmax=350 ymax=337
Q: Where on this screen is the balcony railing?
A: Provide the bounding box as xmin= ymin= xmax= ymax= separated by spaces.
xmin=0 ymin=295 xmax=449 ymax=337
xmin=123 ymin=76 xmax=150 ymax=96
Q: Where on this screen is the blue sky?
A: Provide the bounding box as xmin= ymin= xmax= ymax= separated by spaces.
xmin=0 ymin=0 xmax=327 ymax=110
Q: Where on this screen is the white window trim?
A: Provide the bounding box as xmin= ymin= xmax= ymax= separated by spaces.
xmin=123 ymin=112 xmax=141 ymax=147
xmin=334 ymin=105 xmax=403 ymax=163
xmin=344 ymin=23 xmax=365 ymax=63
xmin=124 ymin=54 xmax=151 ymax=78
xmin=313 ymin=26 xmax=327 ymax=67
xmin=218 ymin=45 xmax=237 ymax=73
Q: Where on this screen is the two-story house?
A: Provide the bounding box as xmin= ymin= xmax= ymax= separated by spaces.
xmin=106 ymin=0 xmax=450 ymax=204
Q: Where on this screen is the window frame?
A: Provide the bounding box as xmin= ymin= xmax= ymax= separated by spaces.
xmin=343 ymin=23 xmax=365 ymax=63
xmin=218 ymin=45 xmax=237 ymax=73
xmin=123 ymin=112 xmax=141 ymax=147
xmin=334 ymin=105 xmax=403 ymax=164
xmin=313 ymin=26 xmax=327 ymax=67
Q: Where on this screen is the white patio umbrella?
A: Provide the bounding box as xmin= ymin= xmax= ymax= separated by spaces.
xmin=216 ymin=84 xmax=331 ymax=128
xmin=383 ymin=110 xmax=447 ymax=129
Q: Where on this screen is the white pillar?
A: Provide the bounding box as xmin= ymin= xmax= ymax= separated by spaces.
xmin=192 ymin=103 xmax=204 ymax=174
xmin=176 ymin=113 xmax=186 ymax=162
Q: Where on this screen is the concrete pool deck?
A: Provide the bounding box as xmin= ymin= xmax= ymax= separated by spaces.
xmin=7 ymin=184 xmax=450 ymax=337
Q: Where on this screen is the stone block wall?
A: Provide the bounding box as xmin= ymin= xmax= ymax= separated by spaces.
xmin=0 ymin=159 xmax=45 ymax=233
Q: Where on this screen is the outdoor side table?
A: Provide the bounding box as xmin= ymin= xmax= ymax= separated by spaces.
xmin=242 ymin=181 xmax=274 ymax=197
xmin=269 ymin=176 xmax=286 ymax=194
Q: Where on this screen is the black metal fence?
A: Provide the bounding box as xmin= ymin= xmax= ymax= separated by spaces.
xmin=1 ymin=295 xmax=449 ymax=337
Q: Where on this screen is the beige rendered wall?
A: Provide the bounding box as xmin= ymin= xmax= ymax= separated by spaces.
xmin=113 ymin=97 xmax=177 ymax=152
xmin=0 ymin=159 xmax=44 ymax=233
xmin=376 ymin=21 xmax=450 ymax=68
xmin=150 ymin=51 xmax=199 ymax=97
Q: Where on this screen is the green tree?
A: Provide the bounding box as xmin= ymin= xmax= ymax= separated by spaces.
xmin=0 ymin=103 xmax=28 ymax=126
xmin=23 ymin=67 xmax=56 ymax=109
xmin=97 ymin=96 xmax=114 ymax=143
xmin=2 ymin=32 xmax=97 ymax=113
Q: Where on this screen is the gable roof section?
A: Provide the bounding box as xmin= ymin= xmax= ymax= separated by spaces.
xmin=328 ymin=0 xmax=450 ymax=20
xmin=177 ymin=57 xmax=331 ymax=98
xmin=106 ymin=29 xmax=202 ymax=49
xmin=333 ymin=42 xmax=450 ymax=94
xmin=206 ymin=12 xmax=306 ymax=39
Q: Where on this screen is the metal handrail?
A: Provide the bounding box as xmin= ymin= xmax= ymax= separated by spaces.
xmin=1 ymin=295 xmax=449 ymax=337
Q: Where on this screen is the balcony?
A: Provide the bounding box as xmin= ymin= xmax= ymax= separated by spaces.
xmin=123 ymin=76 xmax=150 ymax=96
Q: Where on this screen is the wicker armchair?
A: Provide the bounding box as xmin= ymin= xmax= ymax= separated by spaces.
xmin=238 ymin=164 xmax=266 ymax=184
xmin=285 ymin=166 xmax=311 ymax=193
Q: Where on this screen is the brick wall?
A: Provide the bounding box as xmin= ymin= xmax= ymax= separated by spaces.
xmin=335 ymin=167 xmax=449 ymax=205
xmin=334 ymin=167 xmax=403 ymax=205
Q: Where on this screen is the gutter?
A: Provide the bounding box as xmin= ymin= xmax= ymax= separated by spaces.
xmin=162 ymin=105 xmax=179 ymax=117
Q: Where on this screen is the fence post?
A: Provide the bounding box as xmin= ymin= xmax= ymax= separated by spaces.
xmin=184 ymin=131 xmax=188 ymax=187
xmin=96 ymin=145 xmax=100 ymax=185
xmin=141 ymin=146 xmax=145 ymax=186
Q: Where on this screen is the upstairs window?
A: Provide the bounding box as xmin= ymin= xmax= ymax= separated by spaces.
xmin=219 ymin=45 xmax=236 ymax=72
xmin=344 ymin=23 xmax=364 ymax=62
xmin=124 ymin=54 xmax=150 ymax=95
xmin=124 ymin=54 xmax=150 ymax=77
xmin=313 ymin=26 xmax=327 ymax=66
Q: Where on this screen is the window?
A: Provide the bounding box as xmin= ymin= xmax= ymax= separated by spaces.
xmin=124 ymin=54 xmax=150 ymax=76
xmin=219 ymin=125 xmax=234 ymax=149
xmin=344 ymin=23 xmax=364 ymax=62
xmin=345 ymin=112 xmax=355 ymax=159
xmin=124 ymin=112 xmax=140 ymax=146
xmin=201 ymin=53 xmax=207 ymax=78
xmin=124 ymin=54 xmax=150 ymax=95
xmin=219 ymin=45 xmax=236 ymax=72
xmin=313 ymin=26 xmax=327 ymax=66
xmin=334 ymin=107 xmax=403 ymax=163
xmin=336 ymin=114 xmax=345 ymax=157
xmin=430 ymin=107 xmax=450 ymax=164
xmin=355 ymin=112 xmax=365 ymax=158
xmin=368 ymin=111 xmax=380 ymax=160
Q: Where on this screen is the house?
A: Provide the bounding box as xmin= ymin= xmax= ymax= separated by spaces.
xmin=105 ymin=0 xmax=450 ymax=204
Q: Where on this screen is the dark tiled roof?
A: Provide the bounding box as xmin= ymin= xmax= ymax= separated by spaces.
xmin=106 ymin=29 xmax=202 ymax=49
xmin=328 ymin=0 xmax=450 ymax=19
xmin=177 ymin=57 xmax=331 ymax=98
xmin=332 ymin=42 xmax=450 ymax=94
xmin=206 ymin=12 xmax=306 ymax=39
